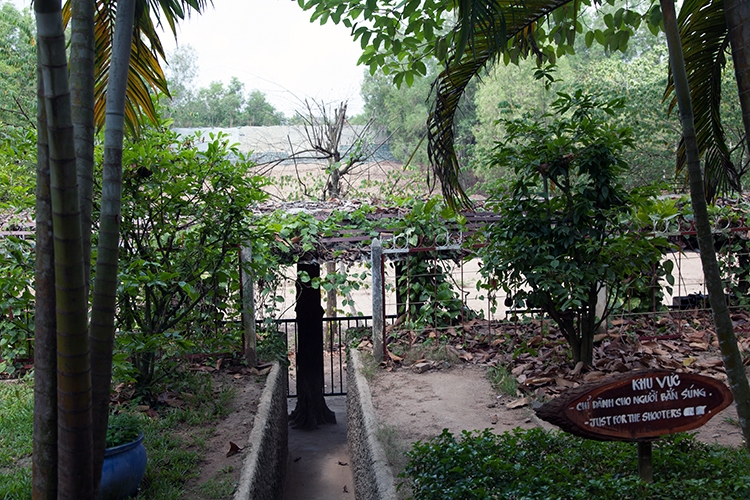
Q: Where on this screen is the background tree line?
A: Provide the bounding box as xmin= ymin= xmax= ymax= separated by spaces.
xmin=161 ymin=44 xmax=286 ymax=127
xmin=2 ymin=0 xmax=747 ymax=198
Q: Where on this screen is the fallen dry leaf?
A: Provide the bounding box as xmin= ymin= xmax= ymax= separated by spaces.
xmin=165 ymin=398 xmax=184 ymax=408
xmin=525 ymin=377 xmax=554 ymax=387
xmin=386 ymin=351 xmax=404 ymax=363
xmin=257 ymin=366 xmax=272 ymax=376
xmin=569 ymin=361 xmax=585 ymax=376
xmin=226 ymin=441 xmax=242 ymax=458
xmin=506 ymin=397 xmax=530 ymax=409
xmin=554 ymin=377 xmax=577 ymax=388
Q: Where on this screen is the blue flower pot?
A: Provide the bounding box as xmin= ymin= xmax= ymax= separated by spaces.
xmin=99 ymin=432 xmax=147 ymax=500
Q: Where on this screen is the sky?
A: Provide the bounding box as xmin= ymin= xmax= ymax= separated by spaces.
xmin=158 ymin=0 xmax=366 ymax=117
xmin=9 ymin=0 xmax=367 ymax=117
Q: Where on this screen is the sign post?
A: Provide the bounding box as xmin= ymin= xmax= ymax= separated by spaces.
xmin=536 ymin=370 xmax=733 ymax=482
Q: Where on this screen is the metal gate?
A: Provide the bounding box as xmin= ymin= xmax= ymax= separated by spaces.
xmin=262 ymin=315 xmax=376 ymax=397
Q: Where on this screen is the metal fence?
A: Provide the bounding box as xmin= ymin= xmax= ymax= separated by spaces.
xmin=261 ymin=314 xmax=395 ymax=397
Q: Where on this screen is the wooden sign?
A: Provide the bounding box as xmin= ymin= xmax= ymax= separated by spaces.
xmin=536 ymin=370 xmax=733 ymax=442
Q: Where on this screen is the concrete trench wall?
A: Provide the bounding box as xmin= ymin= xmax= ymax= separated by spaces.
xmin=347 ymin=349 xmax=398 ymax=500
xmin=233 ymin=351 xmax=396 ymax=500
xmin=234 ymin=362 xmax=288 ymax=500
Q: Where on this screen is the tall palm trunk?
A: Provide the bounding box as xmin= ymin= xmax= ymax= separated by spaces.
xmin=70 ymin=0 xmax=95 ymax=287
xmin=90 ymin=0 xmax=136 ymax=491
xmin=661 ymin=0 xmax=750 ymax=453
xmin=36 ymin=0 xmax=93 ymax=497
xmin=724 ymin=0 xmax=750 ymax=159
xmin=32 ymin=49 xmax=58 ymax=500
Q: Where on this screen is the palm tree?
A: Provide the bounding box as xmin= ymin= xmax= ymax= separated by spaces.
xmin=33 ymin=0 xmax=210 ymax=497
xmin=664 ymin=0 xmax=750 ymax=201
xmin=88 ymin=0 xmax=137 ymax=491
xmin=660 ymin=0 xmax=750 ymax=453
xmin=35 ymin=1 xmax=93 ymax=495
xmin=426 ymin=0 xmax=572 ymax=206
xmin=32 ymin=39 xmax=58 ymax=500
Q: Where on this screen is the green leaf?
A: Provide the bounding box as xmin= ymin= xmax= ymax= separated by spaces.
xmin=584 ymin=30 xmax=594 ymax=48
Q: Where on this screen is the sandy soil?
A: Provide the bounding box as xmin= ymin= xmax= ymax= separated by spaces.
xmin=370 ymin=364 xmax=539 ymax=442
xmin=368 ymin=363 xmax=745 ymax=479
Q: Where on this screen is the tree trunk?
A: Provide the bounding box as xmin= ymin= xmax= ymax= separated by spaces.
xmin=36 ymin=1 xmax=93 ymax=497
xmin=289 ymin=262 xmax=336 ymax=429
xmin=32 ymin=54 xmax=57 ymax=500
xmin=90 ymin=0 xmax=136 ymax=492
xmin=70 ymin=0 xmax=95 ymax=288
xmin=725 ymin=0 xmax=750 ymax=169
xmin=662 ymin=0 xmax=750 ymax=453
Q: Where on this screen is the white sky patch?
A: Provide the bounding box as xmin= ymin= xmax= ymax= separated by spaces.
xmin=158 ymin=0 xmax=366 ymax=117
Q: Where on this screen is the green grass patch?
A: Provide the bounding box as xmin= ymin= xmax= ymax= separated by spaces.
xmin=0 ymin=369 xmax=239 ymax=500
xmin=401 ymin=427 xmax=750 ymax=499
xmin=196 ymin=466 xmax=236 ymax=499
xmin=486 ymin=364 xmax=517 ymax=396
xmin=0 ymin=380 xmax=33 ymax=466
xmin=0 ymin=379 xmax=33 ymax=500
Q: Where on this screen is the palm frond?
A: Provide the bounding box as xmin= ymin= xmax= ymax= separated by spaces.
xmin=665 ymin=0 xmax=737 ymax=201
xmin=65 ymin=0 xmax=211 ymax=133
xmin=429 ymin=0 xmax=572 ymax=207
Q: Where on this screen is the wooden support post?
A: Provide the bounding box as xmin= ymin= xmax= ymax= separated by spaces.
xmin=240 ymin=243 xmax=256 ymax=367
xmin=372 ymin=238 xmax=385 ymax=363
xmin=638 ymin=441 xmax=653 ymax=483
xmin=289 ymin=262 xmax=336 ymax=429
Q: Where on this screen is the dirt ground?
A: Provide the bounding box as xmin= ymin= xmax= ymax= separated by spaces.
xmin=179 ymin=368 xmax=266 ymax=499
xmin=368 ymin=363 xmax=745 ymax=475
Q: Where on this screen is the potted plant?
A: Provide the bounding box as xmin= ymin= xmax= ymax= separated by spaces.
xmin=99 ymin=412 xmax=148 ymax=500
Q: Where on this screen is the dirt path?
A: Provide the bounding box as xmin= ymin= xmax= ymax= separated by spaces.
xmin=370 ymin=364 xmax=538 ymax=442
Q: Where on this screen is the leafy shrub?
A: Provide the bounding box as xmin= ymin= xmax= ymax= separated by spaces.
xmin=105 ymin=411 xmax=144 ymax=448
xmin=480 ymin=91 xmax=669 ymax=365
xmin=256 ymin=327 xmax=288 ymax=365
xmin=0 ymin=129 xmax=36 ymax=209
xmin=401 ymin=428 xmax=750 ymax=499
xmin=391 ymin=198 xmax=475 ymax=328
xmin=0 ymin=236 xmax=34 ymax=374
xmin=112 ymin=123 xmax=267 ymax=394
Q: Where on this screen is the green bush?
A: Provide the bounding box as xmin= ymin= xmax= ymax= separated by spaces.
xmin=0 ymin=129 xmax=36 ymax=209
xmin=112 ymin=123 xmax=267 ymax=394
xmin=0 ymin=236 xmax=34 ymax=374
xmin=393 ymin=198 xmax=475 ymax=328
xmin=480 ymin=91 xmax=669 ymax=365
xmin=401 ymin=428 xmax=750 ymax=499
xmin=106 ymin=411 xmax=145 ymax=448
